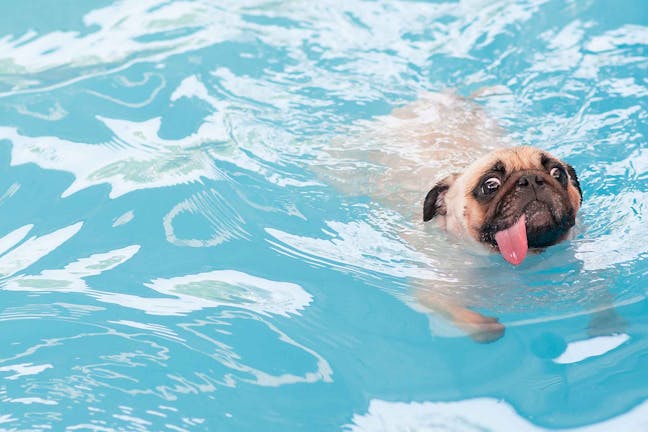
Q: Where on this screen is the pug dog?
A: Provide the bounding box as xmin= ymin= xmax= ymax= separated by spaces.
xmin=317 ymin=90 xmax=588 ymax=342
xmin=417 ymin=146 xmax=583 ymax=342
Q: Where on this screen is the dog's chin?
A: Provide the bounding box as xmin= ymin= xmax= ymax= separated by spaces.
xmin=523 ymin=201 xmax=571 ymax=248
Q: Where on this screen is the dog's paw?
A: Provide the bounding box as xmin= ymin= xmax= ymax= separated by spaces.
xmin=467 ymin=317 xmax=506 ymax=344
xmin=455 ymin=309 xmax=506 ymax=343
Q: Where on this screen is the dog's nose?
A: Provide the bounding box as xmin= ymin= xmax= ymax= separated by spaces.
xmin=517 ymin=174 xmax=545 ymax=188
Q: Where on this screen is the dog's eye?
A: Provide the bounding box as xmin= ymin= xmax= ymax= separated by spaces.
xmin=550 ymin=166 xmax=565 ymax=180
xmin=481 ymin=177 xmax=501 ymax=195
xmin=550 ymin=166 xmax=569 ymax=188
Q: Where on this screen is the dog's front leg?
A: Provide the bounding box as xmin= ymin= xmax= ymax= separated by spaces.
xmin=416 ymin=288 xmax=505 ymax=343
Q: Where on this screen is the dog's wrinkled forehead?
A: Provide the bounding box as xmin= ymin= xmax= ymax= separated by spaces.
xmin=471 ymin=146 xmax=548 ymax=177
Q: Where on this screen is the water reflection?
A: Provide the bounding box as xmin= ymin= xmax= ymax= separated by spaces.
xmin=0 ymin=118 xmax=222 ymax=198
xmin=0 ymin=223 xmax=82 ymax=278
xmin=163 ymin=190 xmax=250 ymax=248
xmin=1 ymin=240 xmax=330 ymax=397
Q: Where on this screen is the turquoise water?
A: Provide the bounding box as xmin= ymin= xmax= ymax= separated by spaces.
xmin=0 ymin=0 xmax=646 ymax=430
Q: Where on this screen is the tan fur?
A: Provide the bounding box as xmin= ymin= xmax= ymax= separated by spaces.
xmin=439 ymin=146 xmax=582 ymax=244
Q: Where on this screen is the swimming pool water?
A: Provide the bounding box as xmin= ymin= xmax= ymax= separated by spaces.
xmin=0 ymin=0 xmax=646 ymax=430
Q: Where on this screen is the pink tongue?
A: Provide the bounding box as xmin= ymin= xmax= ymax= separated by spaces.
xmin=494 ymin=214 xmax=528 ymax=266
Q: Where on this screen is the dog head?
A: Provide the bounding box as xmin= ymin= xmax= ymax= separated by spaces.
xmin=423 ymin=146 xmax=582 ymax=265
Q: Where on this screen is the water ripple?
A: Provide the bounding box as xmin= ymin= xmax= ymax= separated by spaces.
xmin=163 ymin=189 xmax=250 ymax=247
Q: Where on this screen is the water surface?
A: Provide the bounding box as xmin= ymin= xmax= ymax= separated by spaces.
xmin=0 ymin=1 xmax=646 ymax=430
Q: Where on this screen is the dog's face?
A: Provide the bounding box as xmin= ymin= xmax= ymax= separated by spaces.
xmin=423 ymin=146 xmax=582 ymax=265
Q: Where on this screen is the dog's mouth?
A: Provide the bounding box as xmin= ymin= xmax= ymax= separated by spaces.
xmin=486 ymin=201 xmax=574 ymax=266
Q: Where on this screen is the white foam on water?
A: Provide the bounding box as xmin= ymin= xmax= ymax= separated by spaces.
xmin=346 ymin=397 xmax=648 ymax=432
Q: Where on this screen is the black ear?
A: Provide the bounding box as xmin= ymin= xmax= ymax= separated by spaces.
xmin=565 ymin=163 xmax=582 ymax=203
xmin=423 ymin=175 xmax=456 ymax=221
